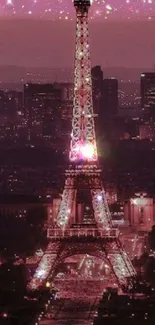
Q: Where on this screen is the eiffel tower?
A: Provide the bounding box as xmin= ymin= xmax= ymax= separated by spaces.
xmin=28 ymin=0 xmax=136 ymax=291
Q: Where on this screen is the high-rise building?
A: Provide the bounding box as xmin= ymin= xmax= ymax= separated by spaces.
xmin=0 ymin=90 xmax=24 ymax=146
xmin=91 ymin=66 xmax=103 ymax=116
xmin=102 ymin=78 xmax=118 ymax=119
xmin=141 ymin=72 xmax=155 ymax=120
xmin=24 ymin=83 xmax=62 ymax=144
xmin=56 ymin=83 xmax=73 ymax=152
xmin=0 ymin=90 xmax=23 ymax=118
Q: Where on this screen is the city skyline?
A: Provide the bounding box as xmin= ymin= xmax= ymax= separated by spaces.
xmin=0 ymin=1 xmax=155 ymax=324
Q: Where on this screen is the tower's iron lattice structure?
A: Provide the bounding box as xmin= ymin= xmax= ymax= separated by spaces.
xmin=28 ymin=0 xmax=136 ymax=291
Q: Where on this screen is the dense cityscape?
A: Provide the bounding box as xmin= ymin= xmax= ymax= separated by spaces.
xmin=0 ymin=1 xmax=155 ymax=325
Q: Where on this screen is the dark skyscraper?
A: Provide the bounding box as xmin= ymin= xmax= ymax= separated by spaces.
xmin=91 ymin=66 xmax=103 ymax=116
xmin=91 ymin=66 xmax=104 ymax=145
xmin=102 ymin=78 xmax=118 ymax=119
xmin=141 ymin=72 xmax=155 ymax=120
xmin=57 ymin=83 xmax=73 ymax=152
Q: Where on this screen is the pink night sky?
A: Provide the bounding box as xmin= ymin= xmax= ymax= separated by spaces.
xmin=0 ymin=1 xmax=155 ymax=69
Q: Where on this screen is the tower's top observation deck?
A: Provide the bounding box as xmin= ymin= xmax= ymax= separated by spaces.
xmin=74 ymin=0 xmax=91 ymax=13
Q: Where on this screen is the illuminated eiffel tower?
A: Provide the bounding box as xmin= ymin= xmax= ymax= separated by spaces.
xmin=28 ymin=0 xmax=136 ymax=291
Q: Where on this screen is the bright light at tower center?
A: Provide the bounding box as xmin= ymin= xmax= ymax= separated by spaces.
xmin=71 ymin=142 xmax=96 ymax=162
xmin=81 ymin=143 xmax=94 ymax=159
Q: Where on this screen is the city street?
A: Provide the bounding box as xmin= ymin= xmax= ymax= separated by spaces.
xmin=40 ymin=279 xmax=103 ymax=325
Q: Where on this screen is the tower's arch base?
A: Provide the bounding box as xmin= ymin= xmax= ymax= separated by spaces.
xmin=27 ymin=237 xmax=135 ymax=291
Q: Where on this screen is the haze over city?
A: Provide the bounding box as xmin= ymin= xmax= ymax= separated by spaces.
xmin=0 ymin=20 xmax=155 ymax=70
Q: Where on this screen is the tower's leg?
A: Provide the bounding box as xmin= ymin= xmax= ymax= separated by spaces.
xmin=91 ymin=180 xmax=135 ymax=285
xmin=27 ymin=242 xmax=61 ymax=290
xmin=104 ymin=239 xmax=136 ymax=286
xmin=56 ymin=177 xmax=76 ymax=229
xmin=91 ymin=188 xmax=112 ymax=229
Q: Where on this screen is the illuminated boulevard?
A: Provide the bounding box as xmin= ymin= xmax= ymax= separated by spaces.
xmin=37 ymin=276 xmax=105 ymax=325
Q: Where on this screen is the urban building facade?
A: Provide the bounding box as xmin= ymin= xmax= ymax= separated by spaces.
xmin=141 ymin=72 xmax=155 ymax=120
xmin=24 ymin=83 xmax=62 ymax=145
xmin=91 ymin=65 xmax=103 ymax=116
xmin=103 ymin=78 xmax=118 ymax=119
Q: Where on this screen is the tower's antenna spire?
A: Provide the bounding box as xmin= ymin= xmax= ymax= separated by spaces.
xmin=69 ymin=0 xmax=97 ymax=163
